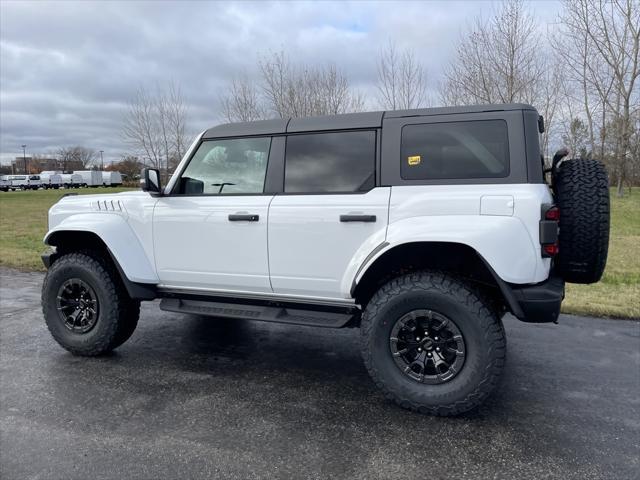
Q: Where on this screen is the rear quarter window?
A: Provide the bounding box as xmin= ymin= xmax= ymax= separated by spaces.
xmin=400 ymin=120 xmax=509 ymax=180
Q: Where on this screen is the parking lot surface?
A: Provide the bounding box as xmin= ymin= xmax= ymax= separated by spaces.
xmin=1 ymin=267 xmax=639 ymax=479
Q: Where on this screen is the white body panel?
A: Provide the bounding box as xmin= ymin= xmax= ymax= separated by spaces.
xmin=44 ymin=183 xmax=551 ymax=297
xmin=73 ymin=170 xmax=102 ymax=186
xmin=46 ymin=191 xmax=158 ymax=283
xmin=383 ymin=184 xmax=552 ymax=284
xmin=153 ymin=195 xmax=273 ymax=292
xmin=268 ymin=188 xmax=391 ymax=298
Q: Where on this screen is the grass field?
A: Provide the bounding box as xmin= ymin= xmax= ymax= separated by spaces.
xmin=0 ymin=187 xmax=638 ymax=318
xmin=0 ymin=187 xmax=134 ymax=270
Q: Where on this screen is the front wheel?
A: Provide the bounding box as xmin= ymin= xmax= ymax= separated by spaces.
xmin=360 ymin=271 xmax=506 ymax=416
xmin=42 ymin=252 xmax=139 ymax=356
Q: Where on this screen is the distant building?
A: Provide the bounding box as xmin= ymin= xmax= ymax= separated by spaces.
xmin=11 ymin=156 xmax=83 ymax=174
xmin=12 ymin=156 xmax=33 ymax=174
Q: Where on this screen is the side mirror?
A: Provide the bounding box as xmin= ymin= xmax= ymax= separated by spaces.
xmin=141 ymin=168 xmax=162 ymax=194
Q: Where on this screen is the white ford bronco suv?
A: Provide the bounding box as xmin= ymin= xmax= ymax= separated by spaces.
xmin=41 ymin=104 xmax=610 ymax=415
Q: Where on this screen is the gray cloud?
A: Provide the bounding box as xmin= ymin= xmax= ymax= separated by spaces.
xmin=0 ymin=0 xmax=561 ymax=165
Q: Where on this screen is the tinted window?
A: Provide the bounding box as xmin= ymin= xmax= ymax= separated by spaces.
xmin=401 ymin=120 xmax=509 ymax=180
xmin=177 ymin=137 xmax=271 ymax=195
xmin=285 ymin=131 xmax=376 ymax=193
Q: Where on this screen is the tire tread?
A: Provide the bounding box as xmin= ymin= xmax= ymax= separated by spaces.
xmin=360 ymin=271 xmax=506 ymax=416
xmin=554 ymin=159 xmax=610 ymax=284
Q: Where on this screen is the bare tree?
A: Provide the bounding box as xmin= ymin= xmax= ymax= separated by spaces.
xmin=56 ymin=146 xmax=96 ymax=170
xmin=439 ymin=0 xmax=559 ymax=156
xmin=440 ymin=0 xmax=545 ymax=105
xmin=76 ymin=147 xmax=96 ymax=168
xmin=221 ymin=75 xmax=266 ymax=122
xmin=376 ymin=41 xmax=427 ymax=110
xmin=122 ymin=82 xmax=189 ymax=180
xmin=562 ymin=117 xmax=591 ymax=158
xmin=122 ymin=87 xmax=162 ymax=170
xmin=108 ymin=155 xmax=144 ymax=180
xmin=221 ymin=51 xmax=364 ymax=121
xmin=557 ymin=0 xmax=640 ymax=196
xmin=167 ymin=82 xmax=189 ymax=164
xmin=259 ymin=51 xmax=364 ymax=118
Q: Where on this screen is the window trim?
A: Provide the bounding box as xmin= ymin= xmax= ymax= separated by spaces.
xmin=167 ymin=134 xmax=276 ymax=197
xmin=281 ymin=128 xmax=379 ymax=196
xmin=399 ymin=119 xmax=511 ymax=181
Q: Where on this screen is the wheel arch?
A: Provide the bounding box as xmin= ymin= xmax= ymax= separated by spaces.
xmin=351 ymin=241 xmax=523 ymax=318
xmin=45 ymin=221 xmax=158 ymax=300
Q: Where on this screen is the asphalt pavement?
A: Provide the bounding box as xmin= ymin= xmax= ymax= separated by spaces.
xmin=1 ymin=267 xmax=639 ymax=479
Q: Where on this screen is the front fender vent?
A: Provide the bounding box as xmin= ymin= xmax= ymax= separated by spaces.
xmin=91 ymin=200 xmax=123 ymax=212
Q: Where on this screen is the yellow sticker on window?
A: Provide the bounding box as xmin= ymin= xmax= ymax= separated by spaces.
xmin=407 ymin=155 xmax=421 ymax=166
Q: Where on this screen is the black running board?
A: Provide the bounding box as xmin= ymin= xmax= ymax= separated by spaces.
xmin=159 ymin=298 xmax=355 ymax=328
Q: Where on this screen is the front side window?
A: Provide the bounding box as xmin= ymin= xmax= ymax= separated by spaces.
xmin=401 ymin=120 xmax=509 ymax=180
xmin=284 ymin=131 xmax=376 ymax=193
xmin=176 ymin=137 xmax=271 ymax=195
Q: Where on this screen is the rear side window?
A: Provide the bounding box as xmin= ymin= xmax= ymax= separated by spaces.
xmin=284 ymin=131 xmax=376 ymax=193
xmin=401 ymin=120 xmax=509 ymax=180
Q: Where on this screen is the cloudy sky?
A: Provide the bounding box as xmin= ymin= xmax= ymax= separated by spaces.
xmin=0 ymin=0 xmax=562 ymax=166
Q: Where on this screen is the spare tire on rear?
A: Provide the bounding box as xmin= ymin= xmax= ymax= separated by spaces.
xmin=553 ymin=158 xmax=610 ymax=284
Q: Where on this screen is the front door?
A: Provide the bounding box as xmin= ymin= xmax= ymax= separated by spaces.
xmin=153 ymin=136 xmax=274 ymax=292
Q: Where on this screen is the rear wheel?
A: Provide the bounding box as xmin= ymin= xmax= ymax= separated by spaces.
xmin=42 ymin=252 xmax=139 ymax=355
xmin=360 ymin=271 xmax=506 ymax=416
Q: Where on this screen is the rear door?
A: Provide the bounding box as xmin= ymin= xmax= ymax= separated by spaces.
xmin=268 ymin=130 xmax=390 ymax=299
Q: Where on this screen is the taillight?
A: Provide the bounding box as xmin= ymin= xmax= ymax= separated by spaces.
xmin=545 ymin=206 xmax=560 ymax=221
xmin=540 ymin=204 xmax=560 ymax=257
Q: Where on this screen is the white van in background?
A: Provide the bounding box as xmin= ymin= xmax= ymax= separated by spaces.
xmin=102 ymin=171 xmax=123 ymax=187
xmin=27 ymin=175 xmax=43 ymax=190
xmin=3 ymin=175 xmax=29 ymax=190
xmin=60 ymin=173 xmax=84 ymax=188
xmin=40 ymin=173 xmax=63 ymax=189
xmin=73 ymin=170 xmax=102 ymax=187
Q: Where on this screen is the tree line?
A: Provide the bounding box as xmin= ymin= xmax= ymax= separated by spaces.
xmin=122 ymin=0 xmax=639 ymax=195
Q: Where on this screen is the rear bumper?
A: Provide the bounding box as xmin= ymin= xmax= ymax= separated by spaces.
xmin=510 ymin=274 xmax=565 ymax=323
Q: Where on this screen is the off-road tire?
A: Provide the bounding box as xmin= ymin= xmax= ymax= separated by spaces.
xmin=360 ymin=271 xmax=506 ymax=416
xmin=42 ymin=252 xmax=137 ymax=355
xmin=113 ymin=300 xmax=140 ymax=349
xmin=75 ymin=250 xmax=140 ymax=348
xmin=554 ymin=158 xmax=609 ymax=284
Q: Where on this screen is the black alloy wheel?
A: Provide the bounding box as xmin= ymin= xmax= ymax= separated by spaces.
xmin=56 ymin=278 xmax=99 ymax=334
xmin=389 ymin=309 xmax=465 ymax=384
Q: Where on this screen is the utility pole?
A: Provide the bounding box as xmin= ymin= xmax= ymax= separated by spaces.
xmin=99 ymin=150 xmax=104 ymax=170
xmin=21 ymin=144 xmax=27 ymax=174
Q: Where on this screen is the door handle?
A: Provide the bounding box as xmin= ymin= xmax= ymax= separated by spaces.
xmin=228 ymin=214 xmax=259 ymax=222
xmin=340 ymin=214 xmax=376 ymax=223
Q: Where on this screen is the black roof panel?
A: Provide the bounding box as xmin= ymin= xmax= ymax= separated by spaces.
xmin=203 ymin=118 xmax=288 ymax=139
xmin=203 ymin=104 xmax=536 ymax=138
xmin=287 ymin=111 xmax=383 ymax=133
xmin=384 ymin=103 xmax=537 ymax=118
